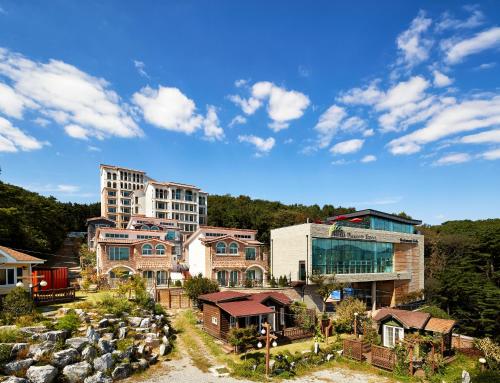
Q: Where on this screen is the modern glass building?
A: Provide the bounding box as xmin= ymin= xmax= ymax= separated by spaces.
xmin=270 ymin=209 xmax=424 ymax=310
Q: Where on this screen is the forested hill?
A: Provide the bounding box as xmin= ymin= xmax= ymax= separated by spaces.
xmin=207 ymin=194 xmax=356 ymax=243
xmin=0 ymin=181 xmax=100 ymax=256
xmin=421 ymin=219 xmax=500 ymax=340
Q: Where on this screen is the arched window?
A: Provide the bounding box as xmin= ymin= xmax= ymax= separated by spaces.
xmin=216 ymin=242 xmax=226 ymax=254
xmin=229 ymin=242 xmax=239 ymax=255
xmin=150 ymin=225 xmax=160 ymax=231
xmin=142 ymin=244 xmax=153 ymax=255
xmin=156 ymin=244 xmax=166 ymax=255
xmin=141 ymin=225 xmax=149 ymax=230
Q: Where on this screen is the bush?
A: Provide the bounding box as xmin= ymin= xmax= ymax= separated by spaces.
xmin=117 ymin=338 xmax=134 ymax=352
xmin=227 ymin=326 xmax=257 ymax=352
xmin=290 ymin=301 xmax=315 ymax=330
xmin=0 ymin=343 xmax=12 ymax=363
xmin=174 ymin=280 xmax=182 ymax=287
xmin=475 ymin=337 xmax=500 ymax=371
xmin=154 ymin=303 xmax=166 ymax=316
xmin=334 ymin=297 xmax=366 ymax=333
xmin=98 ymin=293 xmax=133 ymax=316
xmin=56 ymin=310 xmax=80 ymax=334
xmin=269 ymin=276 xmax=277 ymax=288
xmin=184 ymin=274 xmax=219 ymax=304
xmin=0 ymin=327 xmax=22 ymax=343
xmin=1 ymin=287 xmax=34 ymax=323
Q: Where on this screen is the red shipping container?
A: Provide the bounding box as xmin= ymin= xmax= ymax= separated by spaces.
xmin=32 ymin=267 xmax=69 ymax=291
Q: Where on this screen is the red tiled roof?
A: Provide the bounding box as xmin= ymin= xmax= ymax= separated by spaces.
xmin=0 ymin=246 xmax=45 ymax=263
xmin=200 ymin=235 xmax=263 ymax=246
xmin=198 ymin=291 xmax=250 ymax=303
xmin=373 ymin=308 xmax=430 ymax=329
xmin=424 ymin=318 xmax=456 ymax=334
xmin=249 ymin=292 xmax=292 ymax=305
xmin=218 ymin=300 xmax=274 ymax=317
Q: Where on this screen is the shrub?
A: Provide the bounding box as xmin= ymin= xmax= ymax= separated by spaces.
xmin=269 ymin=276 xmax=277 ymax=288
xmin=0 ymin=343 xmax=12 ymax=363
xmin=1 ymin=287 xmax=34 ymax=323
xmin=56 ymin=310 xmax=80 ymax=334
xmin=98 ymin=293 xmax=133 ymax=316
xmin=334 ymin=297 xmax=366 ymax=333
xmin=244 ymin=278 xmax=253 ymax=288
xmin=117 ymin=338 xmax=134 ymax=352
xmin=475 ymin=337 xmax=500 ymax=371
xmin=154 ymin=303 xmax=166 ymax=316
xmin=290 ymin=301 xmax=315 ymax=330
xmin=0 ymin=327 xmax=22 ymax=343
xmin=227 ymin=326 xmax=257 ymax=352
xmin=418 ymin=305 xmax=451 ymax=319
xmin=184 ymin=274 xmax=219 ymax=305
xmin=174 ymin=280 xmax=182 ymax=287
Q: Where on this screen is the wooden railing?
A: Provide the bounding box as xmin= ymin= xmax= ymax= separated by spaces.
xmin=33 ymin=287 xmax=76 ymax=305
xmin=343 ymin=339 xmax=365 ymax=361
xmin=282 ymin=327 xmax=314 ymax=340
xmin=371 ymin=345 xmax=395 ymax=371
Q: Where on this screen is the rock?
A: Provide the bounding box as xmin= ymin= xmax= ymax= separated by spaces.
xmin=97 ymin=339 xmax=113 ymax=354
xmin=52 ymin=348 xmax=80 ymax=368
xmin=74 ymin=309 xmax=84 ymax=316
xmin=83 ymin=372 xmax=112 ymax=383
xmin=2 ymin=358 xmax=34 ymax=375
xmin=81 ymin=345 xmax=97 ymax=362
xmin=136 ymin=343 xmax=146 ymax=356
xmin=19 ymin=326 xmax=47 ymax=335
xmin=111 ymin=364 xmax=132 ymax=380
xmin=161 ymin=336 xmax=168 ymax=345
xmin=3 ymin=377 xmax=29 ymax=383
xmin=41 ymin=330 xmax=67 ymax=342
xmin=145 ymin=336 xmax=160 ymax=348
xmin=118 ymin=327 xmax=127 ymax=339
xmin=162 ymin=325 xmax=170 ymax=336
xmin=66 ymin=337 xmax=89 ymax=352
xmin=86 ymin=327 xmax=99 ymax=343
xmin=138 ymin=359 xmax=148 ymax=370
xmin=62 ymin=362 xmax=92 ymax=383
xmin=26 ymin=365 xmax=58 ymax=383
xmin=59 ymin=308 xmax=71 ymax=315
xmin=139 ymin=318 xmax=150 ymax=328
xmin=29 ymin=341 xmax=55 ymax=361
xmin=11 ymin=342 xmax=30 ymax=359
xmin=118 ymin=321 xmax=126 ymax=328
xmin=148 ymin=353 xmax=158 ymax=365
xmin=93 ymin=353 xmax=114 ymax=372
xmin=98 ymin=319 xmax=109 ymax=328
xmin=127 ymin=317 xmax=142 ymax=327
xmin=101 ymin=333 xmax=114 ymax=341
xmin=159 ymin=344 xmax=168 ymax=356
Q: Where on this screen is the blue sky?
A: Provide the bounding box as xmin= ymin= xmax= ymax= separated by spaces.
xmin=0 ymin=1 xmax=499 ymax=225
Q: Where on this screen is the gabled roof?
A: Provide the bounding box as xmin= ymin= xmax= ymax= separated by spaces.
xmin=200 ymin=234 xmax=263 ymax=246
xmin=86 ymin=216 xmax=116 ymax=223
xmin=249 ymin=292 xmax=292 ymax=306
xmin=373 ymin=308 xmax=430 ymax=330
xmin=0 ymin=246 xmax=45 ymax=264
xmin=424 ymin=318 xmax=456 ymax=334
xmin=328 ymin=209 xmax=422 ymax=225
xmin=97 ymin=238 xmax=176 ymax=246
xmin=198 ymin=291 xmax=250 ymax=303
xmin=218 ymin=300 xmax=274 ymax=318
xmin=183 ymin=226 xmax=258 ymax=247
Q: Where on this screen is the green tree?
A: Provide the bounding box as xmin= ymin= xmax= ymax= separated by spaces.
xmin=309 ymin=272 xmax=345 ymax=312
xmin=184 ymin=274 xmax=219 ymax=305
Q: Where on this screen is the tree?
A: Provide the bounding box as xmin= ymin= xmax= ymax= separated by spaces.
xmin=309 ymin=272 xmax=345 ymax=312
xmin=334 ymin=297 xmax=367 ymax=333
xmin=227 ymin=326 xmax=257 ymax=353
xmin=183 ymin=274 xmax=219 ymax=306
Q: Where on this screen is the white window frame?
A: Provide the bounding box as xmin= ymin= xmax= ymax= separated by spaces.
xmin=383 ymin=324 xmax=404 ymax=348
xmin=211 ymin=316 xmax=218 ymax=325
xmin=0 ymin=267 xmax=17 ymax=286
xmin=280 ymin=307 xmax=285 ymax=326
xmin=142 ymin=244 xmax=153 ymax=255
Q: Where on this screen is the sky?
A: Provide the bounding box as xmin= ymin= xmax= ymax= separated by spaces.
xmin=0 ymin=0 xmax=499 ymax=225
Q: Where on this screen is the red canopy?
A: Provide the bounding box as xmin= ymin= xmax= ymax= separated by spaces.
xmin=350 ymin=218 xmax=363 ymax=223
xmin=334 ymin=215 xmax=347 ymax=221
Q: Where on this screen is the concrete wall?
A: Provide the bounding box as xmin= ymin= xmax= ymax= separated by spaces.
xmin=271 ymin=224 xmax=310 ymax=282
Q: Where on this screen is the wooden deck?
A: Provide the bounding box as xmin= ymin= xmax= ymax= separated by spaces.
xmin=33 ymin=287 xmax=76 ymax=305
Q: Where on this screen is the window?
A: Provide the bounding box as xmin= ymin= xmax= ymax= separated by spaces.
xmin=383 ymin=325 xmax=404 ymax=348
xmin=229 ymin=242 xmax=239 ymax=255
xmin=137 ymin=235 xmax=160 ymax=240
xmin=229 ymin=271 xmax=238 ymax=286
xmin=217 ymin=270 xmax=227 ymax=286
xmin=157 ymin=271 xmax=168 ymax=285
xmin=156 ymin=244 xmax=166 ymax=255
xmin=235 ymin=234 xmax=251 ymax=239
xmin=141 ymin=225 xmax=149 ymax=230
xmin=185 ymin=190 xmax=193 ymax=201
xmin=108 ymin=207 xmax=116 ymax=213
xmin=150 ymin=225 xmax=160 ymax=231
xmin=108 ymin=247 xmax=130 ymax=261
xmin=108 ymin=199 xmax=116 ymax=205
xmin=230 ymin=316 xmax=236 ymax=328
xmin=166 ymin=231 xmax=176 ymax=240
xmin=105 ymin=233 xmax=129 ymax=238
xmin=108 ymin=191 xmax=116 ymax=196
xmin=122 ymin=199 xmax=131 ymax=205
xmin=280 ymin=308 xmax=285 ymax=326
xmin=245 ymin=248 xmax=256 ymax=260
xmin=142 ymin=244 xmax=153 ymax=255
xmin=0 ymin=268 xmax=16 ymax=286
xmin=143 ymin=270 xmax=154 ymax=280
xmin=211 ymin=316 xmax=218 ymax=325
xmin=216 ymin=242 xmax=226 ymax=254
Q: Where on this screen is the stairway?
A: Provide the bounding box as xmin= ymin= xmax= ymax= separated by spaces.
xmin=44 ymin=237 xmax=82 ymax=285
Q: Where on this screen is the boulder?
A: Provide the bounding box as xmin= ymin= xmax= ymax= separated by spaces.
xmin=163 ymin=325 xmax=170 ymax=336
xmin=139 ymin=318 xmax=150 ymax=328
xmin=66 ymin=337 xmax=89 ymax=352
xmin=97 ymin=319 xmax=109 ymax=328
xmin=145 ymin=336 xmax=160 ymax=348
xmin=11 ymin=343 xmax=30 ymax=359
xmin=81 ymin=345 xmax=97 ymax=362
xmin=52 ymin=348 xmax=80 ymax=368
xmin=148 ymin=353 xmax=158 ymax=365
xmin=159 ymin=344 xmax=168 ymax=356
xmin=101 ymin=333 xmax=114 ymax=341
xmin=3 ymin=377 xmax=29 ymax=383
xmin=97 ymin=339 xmax=113 ymax=354
xmin=127 ymin=317 xmax=142 ymax=327
xmin=93 ymin=353 xmax=114 ymax=373
xmin=26 ymin=365 xmax=58 ymax=383
xmin=41 ymin=330 xmax=67 ymax=342
xmin=111 ymin=364 xmax=132 ymax=380
xmin=83 ymin=372 xmax=112 ymax=383
xmin=29 ymin=341 xmax=55 ymax=361
xmin=86 ymin=327 xmax=99 ymax=343
xmin=118 ymin=327 xmax=127 ymax=339
xmin=118 ymin=321 xmax=126 ymax=328
xmin=138 ymin=358 xmax=148 ymax=370
xmin=62 ymin=362 xmax=92 ymax=383
xmin=2 ymin=358 xmax=34 ymax=375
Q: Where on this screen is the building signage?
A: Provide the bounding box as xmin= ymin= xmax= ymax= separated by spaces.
xmin=400 ymin=238 xmax=418 ymax=244
xmin=328 ymin=224 xmax=377 ymax=241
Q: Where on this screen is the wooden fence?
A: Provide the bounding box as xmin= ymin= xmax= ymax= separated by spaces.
xmin=343 ymin=339 xmax=369 ymax=361
xmin=156 ymin=288 xmax=192 ymax=309
xmin=371 ymin=345 xmax=395 ymax=371
xmin=33 ymin=287 xmax=76 ymax=305
xmin=281 ymin=327 xmax=314 ymax=341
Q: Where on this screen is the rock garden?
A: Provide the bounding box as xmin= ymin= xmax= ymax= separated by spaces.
xmin=0 ymin=278 xmax=174 ymax=383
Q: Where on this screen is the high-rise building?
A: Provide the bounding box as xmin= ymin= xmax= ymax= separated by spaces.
xmin=100 ymin=164 xmax=208 ymax=233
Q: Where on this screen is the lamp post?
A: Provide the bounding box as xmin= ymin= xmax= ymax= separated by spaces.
xmin=257 ymin=322 xmax=278 ymax=377
xmin=479 ymin=357 xmax=486 ymax=372
xmin=353 ymin=312 xmax=359 ymax=338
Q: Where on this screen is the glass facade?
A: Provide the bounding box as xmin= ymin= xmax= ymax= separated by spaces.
xmin=312 ymin=238 xmax=393 ymax=274
xmin=108 ymin=247 xmax=130 ymax=260
xmin=370 ymin=217 xmax=414 ymax=234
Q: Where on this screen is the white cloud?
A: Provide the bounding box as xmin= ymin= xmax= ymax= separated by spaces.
xmin=238 ymin=134 xmax=275 ymax=155
xmin=363 ymin=128 xmax=374 ymax=137
xmin=0 ymin=116 xmax=47 ymax=152
xmin=331 ymin=159 xmax=352 ymax=165
xmin=314 ymin=105 xmax=346 ymax=148
xmin=434 ymin=152 xmax=471 ymax=165
xmin=433 ymin=70 xmax=453 ymax=87
xmin=133 ymin=60 xmax=149 ymax=79
xmin=396 ymin=11 xmax=433 ymax=67
xmin=234 ymin=79 xmax=247 ymax=88
xmin=481 ymin=148 xmax=500 ymax=160
xmin=33 ymin=117 xmax=50 ymax=127
xmin=436 ymin=8 xmax=484 ymax=32
xmin=298 ymin=65 xmax=310 ymax=77
xmin=64 ymin=124 xmax=89 ymax=140
xmin=377 ymin=76 xmax=429 ymax=110
xmin=460 ymin=129 xmax=500 ymax=144
xmin=229 ymin=81 xmax=310 ymax=131
xmin=87 ymin=145 xmax=101 ymax=152
xmin=202 ymin=105 xmax=224 ymax=141
xmin=132 ymin=85 xmax=203 ymax=134
xmin=475 ymin=62 xmax=496 ymax=70
xmin=337 ymin=82 xmax=383 ymax=105
xmin=445 ymin=27 xmax=500 ymax=64
xmin=388 ymin=96 xmax=500 ymax=154
xmin=0 ymin=82 xmax=29 ymax=118
xmin=330 ymin=138 xmax=364 ymax=155
xmin=0 ymin=47 xmax=142 ymax=140
xmin=361 ymin=155 xmax=377 ymax=163
xmin=228 ymin=115 xmax=247 ymax=127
